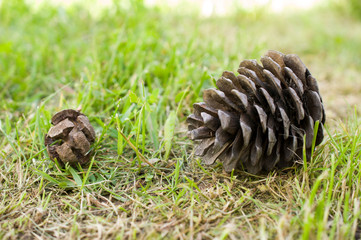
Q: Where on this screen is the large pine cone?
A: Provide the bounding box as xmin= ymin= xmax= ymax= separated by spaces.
xmin=44 ymin=109 xmax=96 ymax=167
xmin=187 ymin=50 xmax=325 ymax=174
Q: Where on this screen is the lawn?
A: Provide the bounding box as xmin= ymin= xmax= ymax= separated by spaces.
xmin=1 ymin=0 xmax=361 ymax=239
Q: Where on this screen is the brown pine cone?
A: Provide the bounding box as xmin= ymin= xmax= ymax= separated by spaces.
xmin=44 ymin=109 xmax=96 ymax=167
xmin=187 ymin=50 xmax=325 ymax=174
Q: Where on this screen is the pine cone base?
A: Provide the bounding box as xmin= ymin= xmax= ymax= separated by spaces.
xmin=44 ymin=109 xmax=96 ymax=167
xmin=187 ymin=50 xmax=325 ymax=174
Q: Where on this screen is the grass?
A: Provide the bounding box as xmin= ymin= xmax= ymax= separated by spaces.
xmin=1 ymin=0 xmax=361 ymax=239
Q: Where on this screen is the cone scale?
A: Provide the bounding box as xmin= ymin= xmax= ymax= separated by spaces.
xmin=187 ymin=50 xmax=325 ymax=174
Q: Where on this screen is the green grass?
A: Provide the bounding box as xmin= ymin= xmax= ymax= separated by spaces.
xmin=1 ymin=0 xmax=361 ymax=239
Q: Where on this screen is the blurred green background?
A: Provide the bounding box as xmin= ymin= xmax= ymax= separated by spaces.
xmin=1 ymin=0 xmax=361 ymax=122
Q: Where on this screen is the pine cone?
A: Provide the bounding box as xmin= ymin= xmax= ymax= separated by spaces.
xmin=187 ymin=50 xmax=325 ymax=174
xmin=44 ymin=109 xmax=96 ymax=167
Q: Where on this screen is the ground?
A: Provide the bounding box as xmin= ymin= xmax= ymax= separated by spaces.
xmin=1 ymin=1 xmax=361 ymax=239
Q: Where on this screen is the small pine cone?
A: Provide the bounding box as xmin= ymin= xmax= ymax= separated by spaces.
xmin=44 ymin=109 xmax=96 ymax=167
xmin=187 ymin=50 xmax=325 ymax=174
